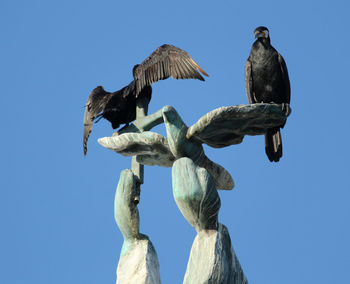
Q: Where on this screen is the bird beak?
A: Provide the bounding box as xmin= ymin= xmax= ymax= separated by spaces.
xmin=254 ymin=30 xmax=265 ymax=38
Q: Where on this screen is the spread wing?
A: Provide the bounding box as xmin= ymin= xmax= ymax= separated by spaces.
xmin=133 ymin=44 xmax=209 ymax=96
xmin=244 ymin=59 xmax=255 ymax=104
xmin=278 ymin=53 xmax=291 ymax=104
xmin=83 ymin=86 xmax=113 ymax=155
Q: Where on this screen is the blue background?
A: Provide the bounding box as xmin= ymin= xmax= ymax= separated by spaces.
xmin=2 ymin=0 xmax=349 ymax=283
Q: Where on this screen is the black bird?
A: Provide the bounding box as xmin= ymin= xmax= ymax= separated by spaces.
xmin=245 ymin=26 xmax=291 ymax=162
xmin=83 ymin=44 xmax=209 ymax=155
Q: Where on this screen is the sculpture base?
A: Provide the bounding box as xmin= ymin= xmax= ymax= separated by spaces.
xmin=117 ymin=235 xmax=161 ymax=284
xmin=184 ymin=224 xmax=248 ymax=284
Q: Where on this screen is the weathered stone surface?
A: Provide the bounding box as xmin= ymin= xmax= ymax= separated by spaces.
xmin=187 ymin=103 xmax=291 ymax=148
xmin=99 ymin=132 xmax=175 ymax=167
xmin=162 ymin=105 xmax=201 ymax=160
xmin=99 ymin=120 xmax=234 ymax=190
xmin=197 ymin=155 xmax=234 ymax=191
xmin=116 ymin=108 xmax=165 ymax=135
xmin=172 ymin=157 xmax=220 ymax=232
xmin=184 ymin=224 xmax=248 ymax=284
xmin=115 ymin=170 xmax=140 ymax=242
xmin=172 ymin=158 xmax=248 ymax=283
xmin=117 ymin=235 xmax=161 ymax=284
xmin=162 ymin=106 xmax=234 ymax=190
xmin=115 ymin=170 xmax=161 ymax=284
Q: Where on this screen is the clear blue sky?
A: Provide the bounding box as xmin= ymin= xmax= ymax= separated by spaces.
xmin=2 ymin=0 xmax=349 ymax=283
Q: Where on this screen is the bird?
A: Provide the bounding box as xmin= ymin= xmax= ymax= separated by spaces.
xmin=83 ymin=44 xmax=209 ymax=155
xmin=245 ymin=26 xmax=291 ymax=162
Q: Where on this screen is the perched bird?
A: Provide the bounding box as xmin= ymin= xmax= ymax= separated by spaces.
xmin=83 ymin=44 xmax=209 ymax=155
xmin=83 ymin=82 xmax=151 ymax=156
xmin=245 ymin=26 xmax=291 ymax=162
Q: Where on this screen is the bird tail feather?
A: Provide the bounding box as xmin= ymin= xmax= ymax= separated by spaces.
xmin=265 ymin=128 xmax=282 ymax=162
xmin=83 ymin=103 xmax=93 ymax=156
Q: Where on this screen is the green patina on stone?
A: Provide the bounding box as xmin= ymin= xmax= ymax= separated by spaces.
xmin=162 ymin=105 xmax=203 ymax=161
xmin=98 ymin=105 xmax=236 ymax=190
xmin=98 ymin=103 xmax=291 ymax=284
xmin=114 ymin=170 xmax=161 ymax=284
xmin=114 ymin=169 xmax=140 ymax=255
xmin=172 ymin=157 xmax=220 ymax=231
xmin=187 ymin=103 xmax=291 ymax=148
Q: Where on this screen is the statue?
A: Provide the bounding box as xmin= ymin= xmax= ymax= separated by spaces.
xmin=98 ymin=102 xmax=290 ymax=283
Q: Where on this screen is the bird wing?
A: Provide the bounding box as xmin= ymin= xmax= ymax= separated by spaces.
xmin=133 ymin=44 xmax=209 ymax=96
xmin=83 ymin=86 xmax=112 ymax=155
xmin=244 ymin=59 xmax=255 ymax=104
xmin=278 ymin=53 xmax=291 ymax=104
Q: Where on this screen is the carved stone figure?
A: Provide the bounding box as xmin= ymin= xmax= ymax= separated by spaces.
xmin=114 ymin=169 xmax=161 ymax=284
xmin=98 ymin=103 xmax=290 ymax=283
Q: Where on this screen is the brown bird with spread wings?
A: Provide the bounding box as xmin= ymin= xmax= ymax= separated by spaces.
xmin=83 ymin=44 xmax=209 ymax=155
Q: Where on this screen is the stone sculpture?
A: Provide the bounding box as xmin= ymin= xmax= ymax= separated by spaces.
xmin=114 ymin=169 xmax=161 ymax=284
xmin=98 ymin=103 xmax=290 ymax=283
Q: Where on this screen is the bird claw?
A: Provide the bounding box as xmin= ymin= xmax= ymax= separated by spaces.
xmin=281 ymin=103 xmax=291 ymax=116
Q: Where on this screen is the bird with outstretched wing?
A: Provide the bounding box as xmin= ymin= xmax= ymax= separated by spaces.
xmin=83 ymin=44 xmax=208 ymax=155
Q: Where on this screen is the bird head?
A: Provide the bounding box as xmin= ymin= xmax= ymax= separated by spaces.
xmin=254 ymin=26 xmax=270 ymax=41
